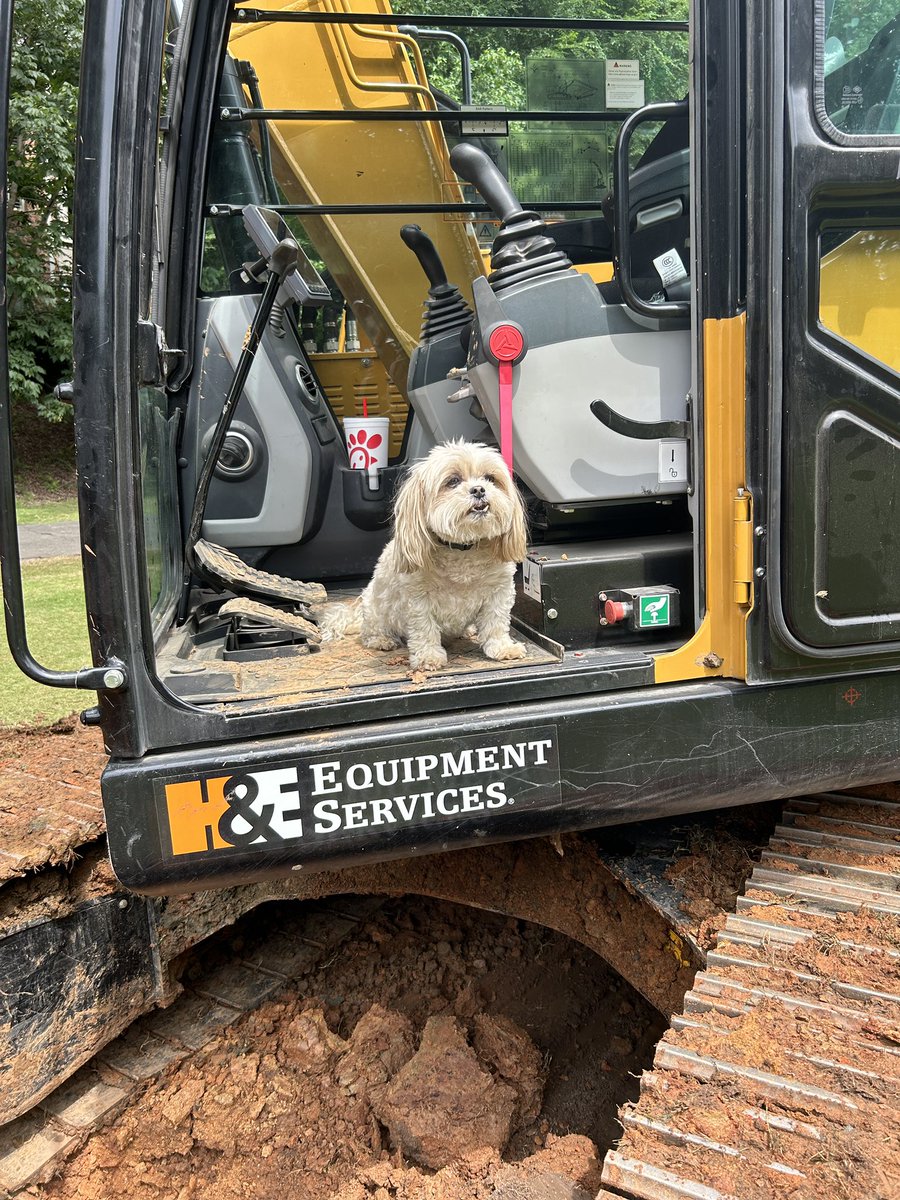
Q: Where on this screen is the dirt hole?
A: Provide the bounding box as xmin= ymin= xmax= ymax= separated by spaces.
xmin=35 ymin=895 xmax=666 ymax=1199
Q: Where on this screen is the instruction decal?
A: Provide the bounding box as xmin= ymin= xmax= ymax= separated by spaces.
xmin=159 ymin=726 xmax=561 ymax=858
xmin=522 ymin=556 xmax=542 ymax=602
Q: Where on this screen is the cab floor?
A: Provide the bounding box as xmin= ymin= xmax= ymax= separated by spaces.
xmin=157 ymin=597 xmax=560 ymax=712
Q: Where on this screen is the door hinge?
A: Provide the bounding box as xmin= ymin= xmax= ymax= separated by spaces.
xmin=137 ymin=320 xmax=184 ymax=386
xmin=733 ymin=489 xmax=753 ymax=606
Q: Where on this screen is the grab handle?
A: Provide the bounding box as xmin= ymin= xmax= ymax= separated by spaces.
xmin=613 ymin=100 xmax=690 ymax=321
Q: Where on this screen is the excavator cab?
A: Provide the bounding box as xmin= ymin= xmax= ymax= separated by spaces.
xmin=2 ymin=0 xmax=900 ymax=898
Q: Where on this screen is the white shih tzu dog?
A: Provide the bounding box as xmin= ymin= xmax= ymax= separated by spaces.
xmin=326 ymin=441 xmax=528 ymax=671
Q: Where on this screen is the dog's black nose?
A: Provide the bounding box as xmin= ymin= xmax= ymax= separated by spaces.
xmin=470 ymin=485 xmax=486 ymax=498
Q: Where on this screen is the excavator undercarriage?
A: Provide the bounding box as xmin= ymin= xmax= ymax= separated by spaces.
xmin=2 ymin=731 xmax=898 ymax=1197
xmin=2 ymin=1 xmax=900 ymax=1195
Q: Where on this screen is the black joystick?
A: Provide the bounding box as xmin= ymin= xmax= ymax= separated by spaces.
xmin=447 ymin=143 xmax=524 ymax=224
xmin=400 ymin=224 xmax=472 ymax=342
xmin=400 ymin=223 xmax=450 ymax=288
xmin=449 ymin=144 xmax=572 ymax=294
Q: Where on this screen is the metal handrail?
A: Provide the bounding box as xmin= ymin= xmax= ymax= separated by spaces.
xmin=219 ymin=106 xmax=653 ymax=122
xmin=0 ymin=0 xmax=124 ymax=691
xmin=398 ymin=25 xmax=472 ymax=105
xmin=208 ymin=201 xmax=607 ymax=215
xmin=613 ymin=99 xmax=690 ymax=320
xmin=322 ymin=0 xmax=434 ymax=104
xmin=231 ymin=10 xmax=689 ymax=33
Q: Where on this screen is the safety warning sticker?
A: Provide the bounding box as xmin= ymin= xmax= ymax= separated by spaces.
xmin=638 ymin=594 xmax=671 ymax=628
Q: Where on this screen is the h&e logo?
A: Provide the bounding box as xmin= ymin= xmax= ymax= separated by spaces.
xmin=164 ymin=768 xmax=304 ymax=856
xmin=162 ymin=731 xmax=560 ymax=859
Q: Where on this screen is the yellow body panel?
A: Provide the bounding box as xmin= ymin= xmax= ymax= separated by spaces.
xmin=229 ymin=0 xmax=484 ymax=395
xmin=572 ymin=261 xmax=615 ymax=285
xmin=654 ymin=316 xmax=752 ymax=683
xmin=479 ymin=247 xmax=615 ymax=285
xmin=312 ymin=350 xmax=407 ymax=456
xmin=819 ymin=230 xmax=900 ymax=375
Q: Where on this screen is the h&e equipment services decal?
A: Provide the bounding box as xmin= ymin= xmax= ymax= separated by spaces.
xmin=159 ymin=726 xmax=561 ymax=859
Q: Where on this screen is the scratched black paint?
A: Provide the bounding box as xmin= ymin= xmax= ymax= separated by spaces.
xmin=104 ymin=674 xmax=900 ymax=895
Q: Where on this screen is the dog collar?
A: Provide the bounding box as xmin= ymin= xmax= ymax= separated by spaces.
xmin=434 ymin=536 xmax=476 ymax=551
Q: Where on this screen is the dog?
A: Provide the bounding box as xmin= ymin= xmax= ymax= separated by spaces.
xmin=325 ymin=441 xmax=528 ymax=671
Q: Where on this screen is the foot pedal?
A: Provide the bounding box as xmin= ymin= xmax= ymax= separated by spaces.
xmin=193 ymin=539 xmax=327 ymax=607
xmin=219 ymin=597 xmax=322 ymax=643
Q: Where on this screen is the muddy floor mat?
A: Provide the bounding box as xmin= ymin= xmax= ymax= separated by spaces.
xmin=193 ymin=539 xmax=327 ymax=608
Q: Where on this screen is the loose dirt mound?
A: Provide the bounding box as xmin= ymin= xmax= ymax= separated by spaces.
xmin=330 ymin=1134 xmax=602 ymax=1199
xmin=0 ymin=716 xmax=106 ymax=882
xmin=34 ymin=897 xmax=664 ymax=1199
xmin=375 ymin=1014 xmax=523 ymax=1167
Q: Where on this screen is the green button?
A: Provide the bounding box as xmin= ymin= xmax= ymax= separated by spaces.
xmin=638 ymin=594 xmax=670 ymax=627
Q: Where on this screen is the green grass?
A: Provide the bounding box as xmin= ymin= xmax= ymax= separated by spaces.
xmin=0 ymin=557 xmax=90 ymax=728
xmin=15 ymin=496 xmax=79 ymax=525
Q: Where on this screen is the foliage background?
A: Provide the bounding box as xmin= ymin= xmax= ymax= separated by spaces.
xmin=405 ymin=1 xmax=689 ymax=206
xmin=414 ymin=0 xmax=689 ymax=109
xmin=7 ymin=1 xmax=689 ymax=423
xmin=8 ymin=0 xmax=83 ymax=423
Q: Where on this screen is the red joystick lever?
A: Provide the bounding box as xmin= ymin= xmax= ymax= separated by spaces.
xmin=486 ymin=322 xmax=527 ymax=473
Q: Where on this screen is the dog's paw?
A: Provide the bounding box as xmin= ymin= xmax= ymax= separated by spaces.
xmin=483 ymin=637 xmax=528 ymax=662
xmin=362 ymin=634 xmax=402 ymax=651
xmin=409 ymin=646 xmax=448 ymax=672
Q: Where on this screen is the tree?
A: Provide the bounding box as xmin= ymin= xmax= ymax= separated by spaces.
xmin=7 ymin=0 xmax=83 ymax=422
xmin=413 ymin=0 xmax=689 ymax=205
xmin=414 ymin=0 xmax=689 ymax=106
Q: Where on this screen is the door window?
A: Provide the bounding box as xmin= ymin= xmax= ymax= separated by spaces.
xmin=818 ymin=1 xmax=900 ymax=138
xmin=819 ymin=226 xmax=900 ymax=375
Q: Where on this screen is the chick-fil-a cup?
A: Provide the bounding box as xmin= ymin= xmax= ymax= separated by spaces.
xmin=344 ymin=415 xmax=389 ymax=473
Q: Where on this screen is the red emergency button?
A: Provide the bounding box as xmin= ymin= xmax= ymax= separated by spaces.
xmin=604 ymin=599 xmax=630 ymax=625
xmin=488 ymin=324 xmax=525 ymax=362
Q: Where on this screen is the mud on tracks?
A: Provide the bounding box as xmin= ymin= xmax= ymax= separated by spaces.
xmin=605 ymin=790 xmax=900 ymax=1200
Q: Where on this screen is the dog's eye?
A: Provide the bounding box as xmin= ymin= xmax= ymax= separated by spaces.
xmin=445 ymin=475 xmax=462 ymax=488
xmin=483 ymin=474 xmax=497 ymax=485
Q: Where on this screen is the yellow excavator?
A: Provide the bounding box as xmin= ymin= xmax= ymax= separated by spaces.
xmin=1 ymin=0 xmax=899 ymax=1194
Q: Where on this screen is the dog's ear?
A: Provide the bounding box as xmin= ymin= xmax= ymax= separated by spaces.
xmin=498 ymin=475 xmax=528 ymax=563
xmin=393 ymin=465 xmax=434 ymax=574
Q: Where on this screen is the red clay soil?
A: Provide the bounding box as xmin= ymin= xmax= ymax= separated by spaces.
xmin=803 ymin=794 xmax=900 ymax=829
xmin=736 ymin=902 xmax=899 ymax=946
xmin=662 ymin=811 xmax=776 ymax=948
xmin=664 ymin=827 xmax=755 ymax=924
xmin=29 ymin=897 xmax=665 ymax=1200
xmin=618 ymin=1026 xmax=900 ymax=1200
xmin=0 ymin=717 xmax=106 ymax=882
xmin=613 ymin=796 xmax=900 ymax=1200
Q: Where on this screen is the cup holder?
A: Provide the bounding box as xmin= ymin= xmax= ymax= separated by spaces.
xmin=341 ymin=464 xmax=405 ymax=531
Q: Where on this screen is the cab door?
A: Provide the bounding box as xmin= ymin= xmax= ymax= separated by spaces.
xmin=752 ymin=0 xmax=900 ymax=678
